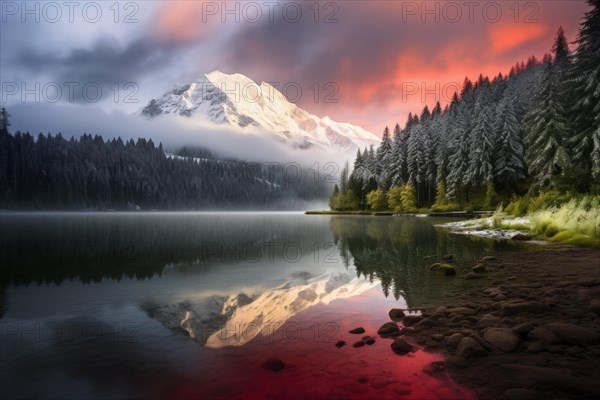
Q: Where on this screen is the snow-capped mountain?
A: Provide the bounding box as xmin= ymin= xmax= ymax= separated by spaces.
xmin=140 ymin=71 xmax=380 ymax=153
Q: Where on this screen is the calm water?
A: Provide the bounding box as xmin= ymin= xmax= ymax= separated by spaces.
xmin=0 ymin=212 xmax=517 ymax=399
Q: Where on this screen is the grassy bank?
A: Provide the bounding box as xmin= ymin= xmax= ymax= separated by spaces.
xmin=495 ymin=194 xmax=600 ymax=248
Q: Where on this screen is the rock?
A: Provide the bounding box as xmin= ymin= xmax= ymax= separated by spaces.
xmin=527 ymin=327 xmax=561 ymax=345
xmin=431 ymin=333 xmax=444 ymax=341
xmin=389 ymin=308 xmax=406 ymax=319
xmin=512 ymin=233 xmax=532 ymax=241
xmin=472 ymin=263 xmax=486 ymax=273
xmin=469 ymin=333 xmax=495 ymax=351
xmin=543 ymin=322 xmax=600 ymax=346
xmin=447 ymin=355 xmax=469 ymax=368
xmin=430 ymin=263 xmax=456 ymax=276
xmin=335 ymin=340 xmax=346 ymax=348
xmin=476 ymin=313 xmax=501 ymax=328
xmin=446 ymin=307 xmax=476 ymax=316
xmin=526 ymin=342 xmax=545 ymax=353
xmin=417 ymin=318 xmax=438 ymax=328
xmin=444 ymin=333 xmax=464 ymax=347
xmin=590 ymin=299 xmax=600 ymax=315
xmin=402 ymin=315 xmax=423 ymax=326
xmin=483 ymin=327 xmax=521 ymax=352
xmin=364 ymin=337 xmax=376 ymax=345
xmin=391 ymin=338 xmax=414 ymax=355
xmin=443 ymin=254 xmax=453 ymax=262
xmin=353 ymin=340 xmax=365 ymax=348
xmin=456 ymin=337 xmax=488 ymax=358
xmin=349 ymin=327 xmax=365 ymax=334
xmin=513 ymin=322 xmax=534 ymax=336
xmin=465 ymin=272 xmax=482 ymax=280
xmin=481 ymin=256 xmax=498 ymax=262
xmin=261 ymin=357 xmax=285 ymax=372
xmin=500 ymin=301 xmax=550 ymax=316
xmin=499 ymin=388 xmax=540 ymax=400
xmin=378 ymin=322 xmax=400 ymax=336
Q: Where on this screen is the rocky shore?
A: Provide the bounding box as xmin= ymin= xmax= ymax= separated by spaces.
xmin=358 ymin=248 xmax=600 ymax=399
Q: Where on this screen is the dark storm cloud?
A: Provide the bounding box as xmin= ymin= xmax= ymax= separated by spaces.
xmin=13 ymin=37 xmax=180 ymax=87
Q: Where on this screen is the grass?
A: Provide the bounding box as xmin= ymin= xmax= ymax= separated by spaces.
xmin=528 ymin=196 xmax=600 ymax=248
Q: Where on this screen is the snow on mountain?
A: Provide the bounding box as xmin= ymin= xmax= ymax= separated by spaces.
xmin=140 ymin=271 xmax=377 ymax=347
xmin=140 ymin=71 xmax=380 ymax=153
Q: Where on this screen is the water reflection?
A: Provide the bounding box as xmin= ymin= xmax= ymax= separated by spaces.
xmin=329 ymin=216 xmax=515 ymax=307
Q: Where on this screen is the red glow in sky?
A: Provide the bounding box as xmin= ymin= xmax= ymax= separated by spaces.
xmin=154 ymin=1 xmax=591 ymax=135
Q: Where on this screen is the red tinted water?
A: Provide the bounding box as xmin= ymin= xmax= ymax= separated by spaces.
xmin=166 ymin=287 xmax=478 ymax=400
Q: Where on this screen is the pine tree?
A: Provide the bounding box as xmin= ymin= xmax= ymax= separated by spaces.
xmin=494 ymin=94 xmax=526 ymax=191
xmin=569 ymin=0 xmax=600 ymax=183
xmin=464 ymin=78 xmax=496 ymax=188
xmin=377 ymin=126 xmax=393 ymax=188
xmin=0 ymin=108 xmax=10 ymax=135
xmin=525 ymin=28 xmax=572 ymax=188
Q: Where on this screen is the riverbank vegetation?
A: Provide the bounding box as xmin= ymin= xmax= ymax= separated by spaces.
xmin=329 ymin=2 xmax=600 ymax=236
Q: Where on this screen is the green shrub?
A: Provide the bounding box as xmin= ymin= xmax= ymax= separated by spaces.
xmin=367 ymin=189 xmax=388 ymax=211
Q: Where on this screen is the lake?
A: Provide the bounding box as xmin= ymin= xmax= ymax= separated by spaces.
xmin=0 ymin=212 xmax=518 ymax=399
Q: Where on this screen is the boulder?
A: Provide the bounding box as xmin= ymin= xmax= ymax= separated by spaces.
xmin=476 ymin=313 xmax=501 ymax=328
xmin=456 ymin=337 xmax=488 ymax=358
xmin=418 ymin=318 xmax=438 ymax=328
xmin=543 ymin=322 xmax=600 ymax=347
xmin=349 ymin=327 xmax=365 ymax=334
xmin=526 ymin=342 xmax=545 ymax=353
xmin=378 ymin=322 xmax=400 ymax=336
xmin=483 ymin=327 xmax=521 ymax=352
xmin=430 ymin=263 xmax=456 ymax=276
xmin=472 ymin=263 xmax=486 ymax=273
xmin=261 ymin=357 xmax=285 ymax=372
xmin=444 ymin=333 xmax=464 ymax=347
xmin=527 ymin=327 xmax=561 ymax=345
xmin=512 ymin=322 xmax=534 ymax=336
xmin=391 ymin=338 xmax=414 ymax=355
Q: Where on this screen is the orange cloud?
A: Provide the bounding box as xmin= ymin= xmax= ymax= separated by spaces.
xmin=490 ymin=23 xmax=548 ymax=53
xmin=155 ymin=2 xmax=214 ymax=43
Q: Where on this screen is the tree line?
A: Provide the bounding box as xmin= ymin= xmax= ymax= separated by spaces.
xmin=0 ymin=120 xmax=329 ymax=210
xmin=331 ymin=1 xmax=599 ymax=212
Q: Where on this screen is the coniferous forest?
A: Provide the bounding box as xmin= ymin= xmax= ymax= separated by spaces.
xmin=330 ymin=2 xmax=599 ymax=213
xmin=0 ymin=121 xmax=329 ymax=210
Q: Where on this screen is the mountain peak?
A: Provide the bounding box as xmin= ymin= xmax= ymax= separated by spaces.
xmin=141 ymin=71 xmax=380 ymax=153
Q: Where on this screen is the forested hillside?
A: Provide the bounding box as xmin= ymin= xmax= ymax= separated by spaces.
xmin=0 ymin=124 xmax=329 ymax=210
xmin=331 ymin=2 xmax=599 ymax=212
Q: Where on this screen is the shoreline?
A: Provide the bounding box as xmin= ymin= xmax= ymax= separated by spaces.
xmin=380 ymin=247 xmax=600 ymax=399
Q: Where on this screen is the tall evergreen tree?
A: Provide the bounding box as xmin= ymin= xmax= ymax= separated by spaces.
xmin=494 ymin=94 xmax=526 ymax=191
xmin=525 ymin=28 xmax=572 ymax=188
xmin=569 ymin=0 xmax=600 ymax=183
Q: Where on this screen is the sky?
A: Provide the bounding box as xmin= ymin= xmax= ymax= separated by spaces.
xmin=0 ymin=0 xmax=592 ymax=138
